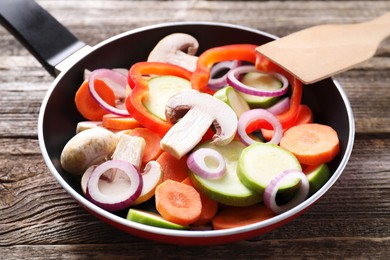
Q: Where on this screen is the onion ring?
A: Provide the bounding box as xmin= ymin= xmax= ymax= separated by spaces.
xmin=88 ymin=69 xmax=130 ymax=116
xmin=187 ymin=148 xmax=226 ymax=179
xmin=267 ymin=97 xmax=290 ymax=115
xmin=208 ymin=60 xmax=241 ymax=90
xmin=264 ymin=169 xmax=309 ymax=214
xmin=227 ymin=65 xmax=288 ymax=97
xmin=237 ymin=108 xmax=283 ymax=145
xmin=86 ymin=159 xmax=142 ymax=212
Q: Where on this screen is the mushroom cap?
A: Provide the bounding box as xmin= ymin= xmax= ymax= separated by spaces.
xmin=60 ymin=127 xmax=118 ymax=175
xmin=165 ymin=89 xmax=238 ymax=145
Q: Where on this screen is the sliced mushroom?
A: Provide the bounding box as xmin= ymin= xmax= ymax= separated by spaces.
xmin=76 ymin=121 xmax=103 ymax=134
xmin=111 ymin=134 xmax=146 ymax=170
xmin=161 ymin=89 xmax=238 ymax=159
xmin=60 ymin=127 xmax=118 ymax=175
xmin=147 ymin=33 xmax=199 ymax=72
xmin=132 ymin=161 xmax=163 ymax=205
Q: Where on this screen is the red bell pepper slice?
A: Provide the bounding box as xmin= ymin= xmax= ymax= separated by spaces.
xmin=126 ymin=62 xmax=193 ymax=137
xmin=191 ymin=44 xmax=258 ymax=95
xmin=192 ymin=43 xmax=302 ymax=130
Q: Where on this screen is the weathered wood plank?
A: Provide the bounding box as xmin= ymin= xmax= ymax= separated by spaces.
xmin=0 ymin=1 xmax=389 ymax=258
xmin=36 ymin=1 xmax=390 ymax=35
xmin=0 ymin=236 xmax=389 ymax=260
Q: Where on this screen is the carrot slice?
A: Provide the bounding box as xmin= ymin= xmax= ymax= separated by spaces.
xmin=102 ymin=114 xmax=142 ymax=130
xmin=75 ymin=80 xmax=116 ymax=121
xmin=280 ymin=123 xmax=340 ymax=165
xmin=212 ymin=204 xmax=275 ymax=230
xmin=261 ymin=104 xmax=314 ymax=141
xmin=182 ymin=177 xmax=218 ymax=225
xmin=157 ymin=152 xmax=189 ymax=182
xmin=128 ymin=127 xmax=163 ymax=164
xmin=155 ymin=180 xmax=202 ymax=226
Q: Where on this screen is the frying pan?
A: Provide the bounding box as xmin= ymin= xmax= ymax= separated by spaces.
xmin=0 ymin=0 xmax=355 ymax=245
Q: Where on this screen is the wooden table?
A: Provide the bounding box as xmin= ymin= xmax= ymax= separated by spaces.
xmin=1 ymin=1 xmax=389 ymax=258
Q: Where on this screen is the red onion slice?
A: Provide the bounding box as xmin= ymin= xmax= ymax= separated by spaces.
xmin=187 ymin=148 xmax=226 ymax=179
xmin=227 ymin=65 xmax=288 ymax=97
xmin=86 ymin=159 xmax=142 ymax=212
xmin=81 ymin=165 xmax=96 ymax=195
xmin=267 ymin=97 xmax=290 ymax=115
xmin=264 ymin=170 xmax=309 ymax=214
xmin=208 ymin=60 xmax=241 ymax=90
xmin=238 ymin=108 xmax=283 ymax=145
xmin=88 ymin=69 xmax=130 ymax=116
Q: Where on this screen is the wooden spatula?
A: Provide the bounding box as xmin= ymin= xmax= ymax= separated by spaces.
xmin=256 ymin=12 xmax=390 ymax=84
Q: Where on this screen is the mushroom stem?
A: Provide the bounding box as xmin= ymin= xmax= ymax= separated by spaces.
xmin=147 ymin=33 xmax=199 ymax=72
xmin=161 ymin=108 xmax=214 ymax=159
xmin=160 ymin=89 xmax=238 ymax=159
xmin=112 ymin=134 xmax=146 ymax=170
xmin=167 ymin=52 xmax=199 ymax=72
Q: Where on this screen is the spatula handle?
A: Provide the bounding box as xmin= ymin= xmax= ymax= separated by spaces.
xmin=363 ymin=12 xmax=390 ymax=42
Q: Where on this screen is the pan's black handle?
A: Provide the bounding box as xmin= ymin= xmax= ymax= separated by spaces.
xmin=0 ymin=0 xmax=87 ymax=76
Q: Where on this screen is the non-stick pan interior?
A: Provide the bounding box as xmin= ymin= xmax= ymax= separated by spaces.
xmin=39 ymin=22 xmax=353 ymax=230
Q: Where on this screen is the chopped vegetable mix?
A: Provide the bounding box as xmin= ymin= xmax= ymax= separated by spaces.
xmin=60 ymin=33 xmax=340 ymax=230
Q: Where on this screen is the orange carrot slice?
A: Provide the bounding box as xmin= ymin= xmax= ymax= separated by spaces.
xmin=212 ymin=204 xmax=275 ymax=230
xmin=261 ymin=104 xmax=313 ymax=141
xmin=155 ymin=180 xmax=202 ymax=226
xmin=157 ymin=152 xmax=189 ymax=182
xmin=182 ymin=177 xmax=218 ymax=225
xmin=128 ymin=127 xmax=163 ymax=164
xmin=280 ymin=123 xmax=340 ymax=165
xmin=75 ymin=80 xmax=116 ymax=121
xmin=102 ymin=114 xmax=141 ymax=130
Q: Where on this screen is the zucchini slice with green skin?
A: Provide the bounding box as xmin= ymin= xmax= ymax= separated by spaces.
xmin=213 ymin=86 xmax=250 ymax=117
xmin=237 ymin=143 xmax=302 ymax=194
xmin=239 ymin=72 xmax=282 ymax=108
xmin=143 ymin=75 xmax=191 ymax=120
xmin=127 ymin=209 xmax=188 ymax=230
xmin=189 ymin=141 xmax=262 ymax=207
xmin=305 ymin=164 xmax=331 ymax=195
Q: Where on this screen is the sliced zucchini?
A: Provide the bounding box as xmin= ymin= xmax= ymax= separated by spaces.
xmin=237 ymin=143 xmax=301 ymax=194
xmin=214 ymin=86 xmax=250 ymax=118
xmin=239 ymin=72 xmax=282 ymax=108
xmin=189 ymin=141 xmax=262 ymax=206
xmin=143 ymin=75 xmax=191 ymax=120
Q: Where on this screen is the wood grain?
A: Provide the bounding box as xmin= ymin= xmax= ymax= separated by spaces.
xmin=0 ymin=1 xmax=389 ymax=259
